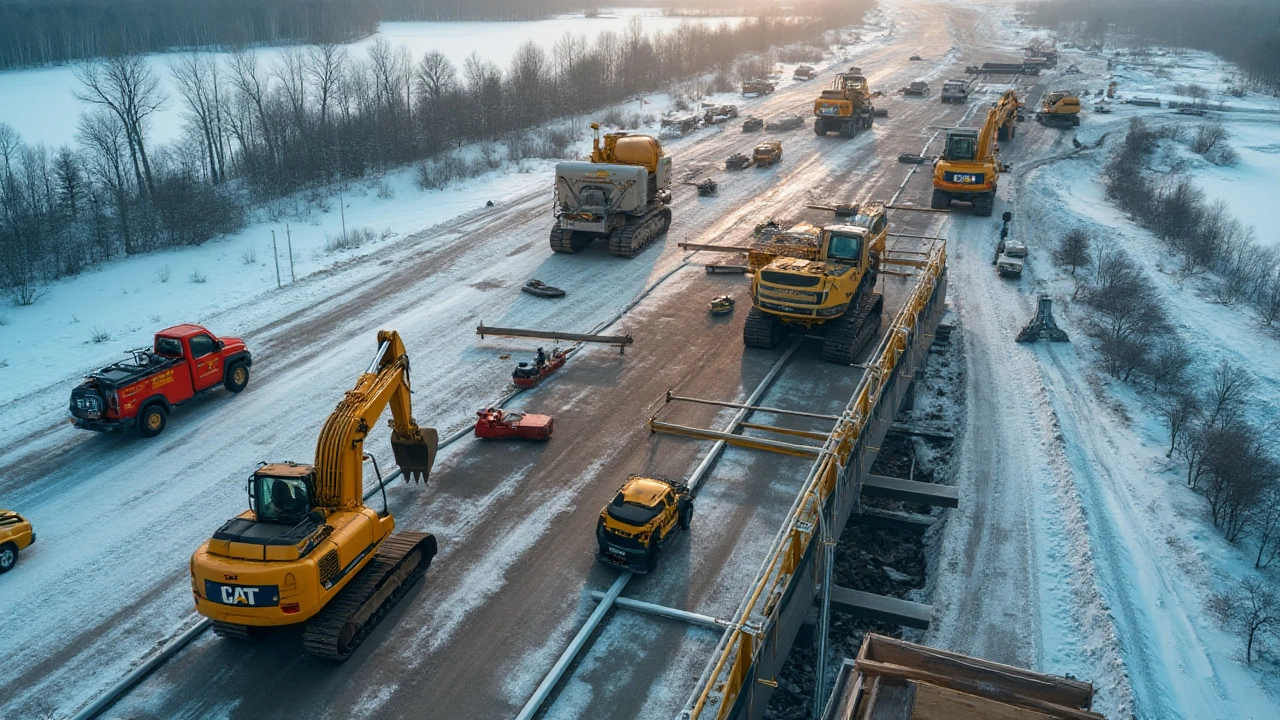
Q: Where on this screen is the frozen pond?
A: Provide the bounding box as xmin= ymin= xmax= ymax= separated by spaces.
xmin=0 ymin=8 xmax=743 ymax=148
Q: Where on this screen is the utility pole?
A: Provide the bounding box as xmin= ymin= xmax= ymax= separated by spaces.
xmin=286 ymin=224 xmax=295 ymax=282
xmin=338 ymin=187 xmax=347 ymax=246
xmin=271 ymin=230 xmax=281 ymax=289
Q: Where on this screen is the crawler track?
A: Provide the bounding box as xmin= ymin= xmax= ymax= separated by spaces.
xmin=302 ymin=531 xmax=437 ymax=660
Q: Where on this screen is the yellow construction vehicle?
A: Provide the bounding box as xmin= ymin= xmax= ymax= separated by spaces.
xmin=597 ymin=475 xmax=692 ymax=574
xmin=0 ymin=510 xmax=35 ymax=573
xmin=190 ymin=330 xmax=439 ymax=660
xmin=743 ymin=203 xmax=887 ymax=364
xmin=813 ymin=71 xmax=877 ymax=137
xmin=931 ymin=89 xmax=1019 ymax=216
xmin=550 ymin=123 xmax=672 ymax=258
xmin=1036 ymin=91 xmax=1082 ymax=126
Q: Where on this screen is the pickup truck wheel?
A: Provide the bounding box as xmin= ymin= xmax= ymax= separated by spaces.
xmin=0 ymin=543 xmax=18 ymax=573
xmin=138 ymin=404 xmax=168 ymax=438
xmin=679 ymin=501 xmax=694 ymax=530
xmin=646 ymin=542 xmax=662 ymax=572
xmin=225 ymin=363 xmax=250 ymax=393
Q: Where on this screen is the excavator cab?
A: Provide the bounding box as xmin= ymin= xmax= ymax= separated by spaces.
xmin=250 ymin=463 xmax=317 ymax=525
xmin=942 ymin=129 xmax=979 ymax=161
xmin=824 ymin=228 xmax=865 ymax=267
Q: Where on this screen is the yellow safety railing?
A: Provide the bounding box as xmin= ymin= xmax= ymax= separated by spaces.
xmin=687 ymin=241 xmax=947 ymax=720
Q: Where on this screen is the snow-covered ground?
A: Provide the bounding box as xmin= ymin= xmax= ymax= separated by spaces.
xmin=0 ymin=8 xmax=744 ymax=148
xmin=927 ymin=11 xmax=1280 ymax=717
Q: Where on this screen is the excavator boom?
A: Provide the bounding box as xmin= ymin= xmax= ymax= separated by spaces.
xmin=314 ymin=330 xmax=438 ymax=508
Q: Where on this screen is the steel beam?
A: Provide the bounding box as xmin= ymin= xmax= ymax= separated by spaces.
xmin=678 ymin=242 xmax=749 ymax=253
xmin=515 ymin=573 xmax=631 ymax=720
xmin=665 ymin=390 xmax=841 ymax=421
xmin=861 ymin=474 xmax=958 ymax=508
xmin=475 ymin=323 xmax=633 ymax=348
xmin=648 ymin=419 xmax=823 ymax=457
xmin=827 ymin=585 xmax=933 ymax=630
xmin=588 ymin=592 xmax=753 ymax=633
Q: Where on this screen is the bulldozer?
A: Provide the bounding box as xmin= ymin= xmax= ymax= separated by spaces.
xmin=813 ymin=71 xmax=877 ymax=137
xmin=931 ymin=90 xmax=1019 ymax=216
xmin=190 ymin=330 xmax=440 ymax=660
xmin=743 ymin=203 xmax=887 ymax=364
xmin=1036 ymin=91 xmax=1082 ymax=127
xmin=550 ymin=123 xmax=673 ymax=258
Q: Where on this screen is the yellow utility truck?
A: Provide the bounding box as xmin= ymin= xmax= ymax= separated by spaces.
xmin=0 ymin=510 xmax=35 ymax=573
xmin=597 ymin=475 xmax=692 ymax=574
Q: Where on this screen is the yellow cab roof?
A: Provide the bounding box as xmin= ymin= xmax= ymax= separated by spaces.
xmin=620 ymin=477 xmax=670 ymax=507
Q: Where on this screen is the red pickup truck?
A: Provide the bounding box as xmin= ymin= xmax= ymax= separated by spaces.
xmin=69 ymin=324 xmax=252 ymax=437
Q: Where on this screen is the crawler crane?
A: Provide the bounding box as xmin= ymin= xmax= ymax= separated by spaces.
xmin=190 ymin=330 xmax=439 ymax=660
xmin=931 ymin=90 xmax=1019 ymax=216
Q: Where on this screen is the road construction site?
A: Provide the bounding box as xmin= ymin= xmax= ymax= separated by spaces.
xmin=2 ymin=1 xmax=1278 ymax=719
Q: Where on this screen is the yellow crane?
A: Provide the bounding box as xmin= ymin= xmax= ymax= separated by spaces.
xmin=190 ymin=330 xmax=439 ymax=660
xmin=931 ymin=90 xmax=1019 ymax=216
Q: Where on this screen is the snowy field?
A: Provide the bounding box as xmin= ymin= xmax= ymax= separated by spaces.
xmin=0 ymin=8 xmax=744 ymax=148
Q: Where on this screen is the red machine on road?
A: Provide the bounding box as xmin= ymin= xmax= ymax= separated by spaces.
xmin=69 ymin=324 xmax=252 ymax=437
xmin=474 ymin=408 xmax=554 ymax=441
xmin=512 ymin=348 xmax=567 ymax=389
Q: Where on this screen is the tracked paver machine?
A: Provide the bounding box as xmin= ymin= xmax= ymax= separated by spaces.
xmin=743 ymin=203 xmax=889 ymax=364
xmin=550 ymin=122 xmax=673 ymax=258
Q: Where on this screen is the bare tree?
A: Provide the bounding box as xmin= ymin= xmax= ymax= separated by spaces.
xmin=415 ymin=50 xmax=457 ymax=103
xmin=169 ymin=53 xmax=227 ymax=184
xmin=74 ymin=54 xmax=167 ymax=197
xmin=1254 ymin=483 xmax=1280 ymax=568
xmin=1203 ymin=361 xmax=1253 ymax=430
xmin=1208 ymin=577 xmax=1280 ymax=664
xmin=1155 ymin=390 xmax=1200 ymax=457
xmin=306 ymin=44 xmax=347 ymax=131
xmin=1054 ymin=228 xmax=1092 ymax=275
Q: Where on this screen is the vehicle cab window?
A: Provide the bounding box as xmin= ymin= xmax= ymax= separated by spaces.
xmin=828 ymin=233 xmax=863 ymax=265
xmin=189 ymin=334 xmax=216 ymax=358
xmin=155 ymin=337 xmax=183 ymax=356
xmin=255 ymin=475 xmax=313 ymax=524
xmin=947 ymin=136 xmax=976 ymax=161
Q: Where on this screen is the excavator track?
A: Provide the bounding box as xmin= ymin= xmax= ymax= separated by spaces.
xmin=608 ymin=207 xmax=671 ymax=258
xmin=549 ymin=225 xmax=591 ymax=254
xmin=821 ymin=293 xmax=884 ymax=365
xmin=211 ymin=621 xmax=267 ymax=641
xmin=302 ymin=531 xmax=437 ymax=661
xmin=743 ymin=307 xmax=785 ymax=348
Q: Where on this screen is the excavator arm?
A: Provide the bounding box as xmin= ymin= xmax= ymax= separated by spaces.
xmin=977 ymin=90 xmax=1020 ymax=161
xmin=313 ymin=330 xmax=438 ymax=509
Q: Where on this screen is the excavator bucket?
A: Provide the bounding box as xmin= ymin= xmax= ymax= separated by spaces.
xmin=391 ymin=426 xmax=438 ymax=483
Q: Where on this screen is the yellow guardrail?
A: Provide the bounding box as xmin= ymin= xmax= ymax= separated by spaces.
xmin=686 ymin=240 xmax=947 ymax=720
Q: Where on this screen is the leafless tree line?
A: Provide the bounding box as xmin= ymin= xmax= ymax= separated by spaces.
xmin=1103 ymin=118 xmax=1280 ymax=328
xmin=1017 ymin=0 xmax=1280 ymax=92
xmin=0 ymin=0 xmax=382 ymax=71
xmin=1058 ymin=227 xmax=1280 ymax=663
xmin=0 ymin=4 xmax=872 ymax=305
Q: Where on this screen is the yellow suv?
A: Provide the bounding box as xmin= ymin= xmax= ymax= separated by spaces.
xmin=597 ymin=476 xmax=692 ymax=573
xmin=0 ymin=510 xmax=35 ymax=573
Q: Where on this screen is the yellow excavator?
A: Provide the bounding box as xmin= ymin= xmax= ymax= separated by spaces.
xmin=1036 ymin=91 xmax=1081 ymax=127
xmin=931 ymin=89 xmax=1019 ymax=216
xmin=190 ymin=330 xmax=439 ymax=660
